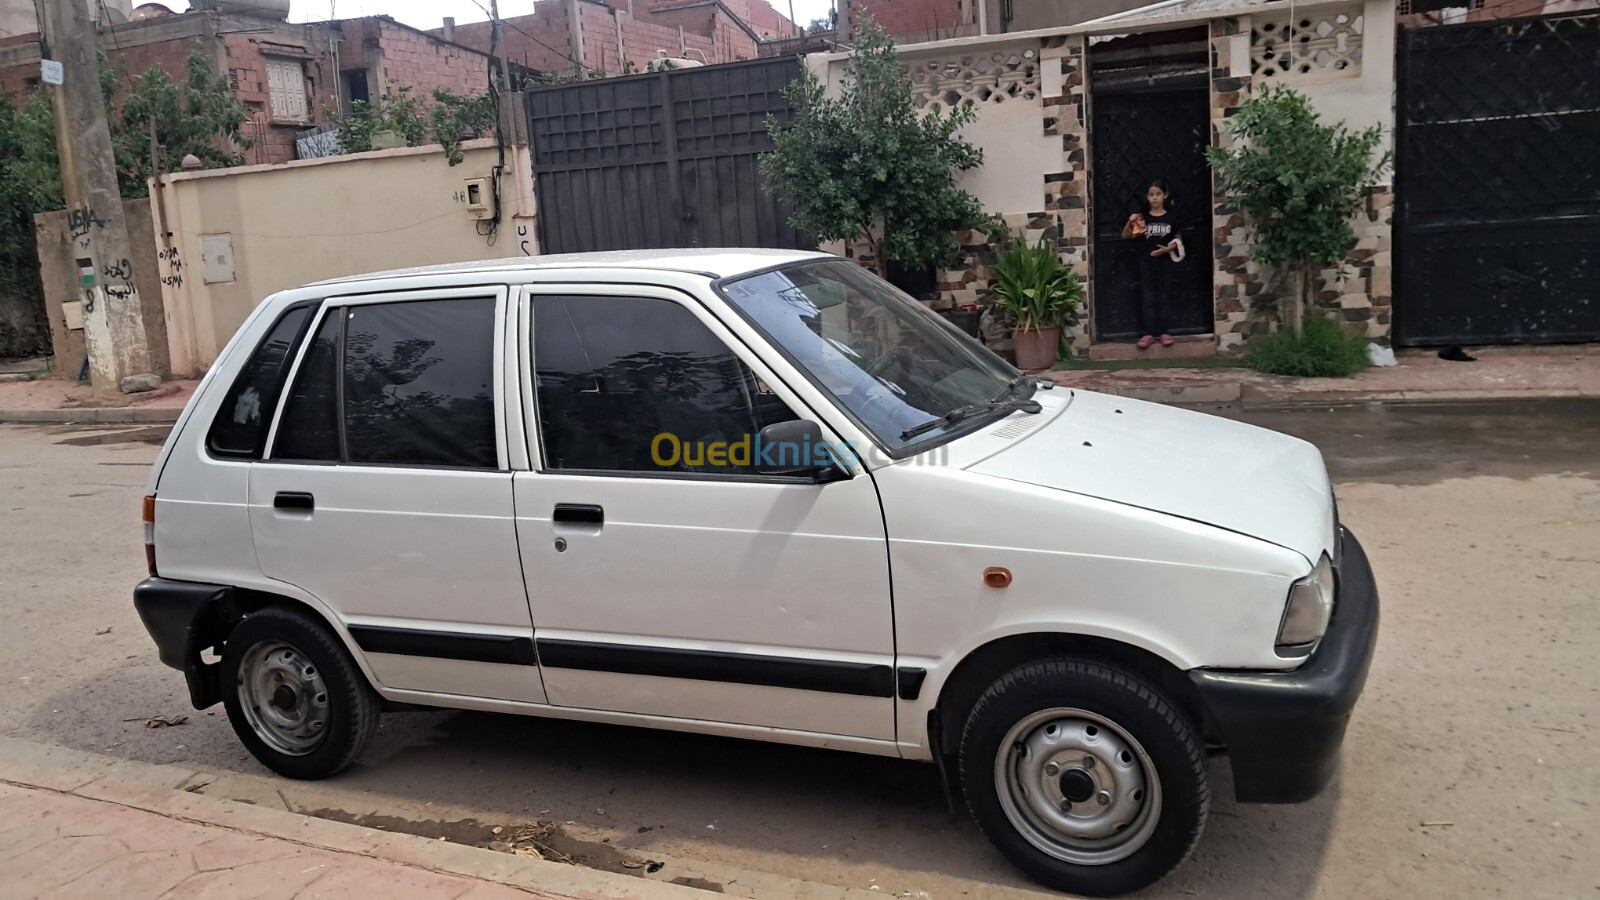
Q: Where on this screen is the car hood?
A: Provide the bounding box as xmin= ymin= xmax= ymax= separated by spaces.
xmin=965 ymin=389 xmax=1334 ymax=564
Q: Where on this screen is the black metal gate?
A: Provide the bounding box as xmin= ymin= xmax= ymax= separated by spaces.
xmin=1394 ymin=12 xmax=1600 ymax=345
xmin=526 ymin=58 xmax=811 ymax=254
xmin=1089 ymin=31 xmax=1214 ymax=340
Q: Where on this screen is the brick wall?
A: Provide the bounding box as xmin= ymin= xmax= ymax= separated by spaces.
xmin=844 ymin=0 xmax=979 ymax=44
xmin=368 ymin=19 xmax=492 ymax=98
xmin=745 ymin=0 xmax=801 ymax=38
xmin=451 ymin=2 xmax=582 ymax=75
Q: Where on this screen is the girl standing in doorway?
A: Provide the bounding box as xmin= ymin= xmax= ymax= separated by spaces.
xmin=1121 ymin=179 xmax=1185 ymax=350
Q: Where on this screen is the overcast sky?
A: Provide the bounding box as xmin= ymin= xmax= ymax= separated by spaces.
xmin=256 ymin=0 xmax=839 ymax=30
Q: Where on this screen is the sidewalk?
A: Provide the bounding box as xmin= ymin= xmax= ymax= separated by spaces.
xmin=1046 ymin=345 xmax=1600 ymax=408
xmin=0 ymin=740 xmax=707 ymax=900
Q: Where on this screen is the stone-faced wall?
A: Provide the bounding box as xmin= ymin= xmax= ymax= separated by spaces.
xmin=925 ymin=34 xmax=1092 ymax=355
xmin=1209 ymin=12 xmax=1396 ymax=353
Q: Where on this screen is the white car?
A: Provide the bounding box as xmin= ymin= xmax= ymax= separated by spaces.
xmin=135 ymin=249 xmax=1378 ymax=897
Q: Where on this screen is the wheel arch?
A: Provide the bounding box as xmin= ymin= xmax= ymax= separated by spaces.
xmin=930 ymin=632 xmax=1214 ymax=758
xmin=184 ymin=587 xmax=373 ymax=708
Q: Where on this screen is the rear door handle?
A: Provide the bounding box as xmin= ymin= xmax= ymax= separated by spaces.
xmin=274 ymin=491 xmax=315 ymax=512
xmin=553 ymin=503 xmax=603 ymax=526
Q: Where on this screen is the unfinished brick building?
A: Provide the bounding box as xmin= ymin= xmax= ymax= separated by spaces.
xmin=441 ymin=0 xmax=799 ymax=78
xmin=0 ymin=5 xmax=497 ymax=165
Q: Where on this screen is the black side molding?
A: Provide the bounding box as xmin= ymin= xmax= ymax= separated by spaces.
xmin=537 ymin=639 xmax=896 ymax=698
xmin=896 ymin=666 xmax=928 ymax=701
xmin=349 ymin=625 xmax=537 ymax=666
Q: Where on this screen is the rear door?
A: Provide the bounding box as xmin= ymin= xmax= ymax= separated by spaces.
xmin=248 ymin=287 xmax=546 ymax=704
xmin=512 ymin=285 xmax=898 ymax=744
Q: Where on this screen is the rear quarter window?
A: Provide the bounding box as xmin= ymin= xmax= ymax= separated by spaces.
xmin=206 ymin=304 xmax=315 ymax=459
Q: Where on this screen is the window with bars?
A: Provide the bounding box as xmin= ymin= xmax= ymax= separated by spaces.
xmin=265 ymin=57 xmax=309 ymax=123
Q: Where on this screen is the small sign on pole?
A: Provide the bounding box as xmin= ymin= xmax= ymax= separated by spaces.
xmin=41 ymin=59 xmax=64 ymax=86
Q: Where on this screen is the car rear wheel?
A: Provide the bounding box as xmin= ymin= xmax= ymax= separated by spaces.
xmin=221 ymin=607 xmax=380 ymax=779
xmin=959 ymin=659 xmax=1208 ymax=897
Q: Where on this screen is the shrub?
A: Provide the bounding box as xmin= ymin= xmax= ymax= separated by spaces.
xmin=988 ymin=222 xmax=1081 ymax=333
xmin=1242 ymin=314 xmax=1371 ymax=377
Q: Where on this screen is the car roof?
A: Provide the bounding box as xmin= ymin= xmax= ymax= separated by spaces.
xmin=306 ymin=248 xmax=833 ymax=287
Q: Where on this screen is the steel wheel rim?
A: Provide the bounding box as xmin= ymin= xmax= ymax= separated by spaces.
xmin=994 ymin=707 xmax=1163 ymax=866
xmin=237 ymin=640 xmax=330 ymax=756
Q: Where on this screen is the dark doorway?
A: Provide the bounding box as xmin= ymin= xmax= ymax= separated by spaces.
xmin=341 ymin=69 xmax=370 ymax=112
xmin=1089 ymin=30 xmax=1214 ymax=341
xmin=1393 ymin=12 xmax=1600 ymax=346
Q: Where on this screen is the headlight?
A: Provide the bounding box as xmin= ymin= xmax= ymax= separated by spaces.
xmin=1278 ymin=554 xmax=1335 ymax=651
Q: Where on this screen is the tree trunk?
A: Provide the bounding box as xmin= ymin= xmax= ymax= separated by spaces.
xmin=1292 ymin=264 xmax=1310 ymax=337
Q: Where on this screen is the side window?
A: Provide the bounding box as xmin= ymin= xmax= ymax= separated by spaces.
xmin=343 ymin=298 xmax=497 ymax=468
xmin=207 ymin=304 xmax=312 ymax=458
xmin=270 ymin=297 xmax=498 ymax=468
xmin=532 ymin=295 xmax=797 ymax=474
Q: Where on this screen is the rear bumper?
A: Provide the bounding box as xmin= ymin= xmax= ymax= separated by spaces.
xmin=133 ymin=577 xmax=231 ymax=709
xmin=1190 ymin=527 xmax=1380 ymax=803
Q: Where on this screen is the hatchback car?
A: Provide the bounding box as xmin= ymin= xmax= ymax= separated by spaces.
xmin=135 ymin=249 xmax=1378 ymax=897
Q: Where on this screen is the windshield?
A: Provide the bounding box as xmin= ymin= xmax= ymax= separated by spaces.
xmin=720 ymin=260 xmax=1022 ymax=453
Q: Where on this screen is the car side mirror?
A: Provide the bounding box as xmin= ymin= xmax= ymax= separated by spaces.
xmin=755 ymin=419 xmax=851 ymax=481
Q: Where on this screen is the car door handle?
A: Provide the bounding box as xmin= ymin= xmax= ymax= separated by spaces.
xmin=274 ymin=491 xmax=315 ymax=512
xmin=553 ymin=503 xmax=603 ymax=526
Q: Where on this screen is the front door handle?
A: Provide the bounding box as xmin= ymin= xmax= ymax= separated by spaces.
xmin=274 ymin=491 xmax=315 ymax=512
xmin=553 ymin=503 xmax=603 ymax=526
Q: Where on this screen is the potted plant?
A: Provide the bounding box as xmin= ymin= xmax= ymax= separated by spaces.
xmin=988 ymin=227 xmax=1082 ymax=370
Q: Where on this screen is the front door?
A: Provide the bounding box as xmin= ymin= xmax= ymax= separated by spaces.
xmin=511 ymin=286 xmax=897 ymax=744
xmin=248 ymin=287 xmax=547 ymax=705
xmin=1090 ymin=36 xmax=1214 ymax=340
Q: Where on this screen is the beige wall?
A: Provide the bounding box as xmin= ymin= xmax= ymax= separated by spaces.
xmin=153 ymin=140 xmax=531 ymax=374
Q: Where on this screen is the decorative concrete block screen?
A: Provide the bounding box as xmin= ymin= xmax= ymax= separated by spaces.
xmin=1250 ymin=6 xmax=1364 ymax=81
xmin=908 ymin=50 xmax=1042 ymax=113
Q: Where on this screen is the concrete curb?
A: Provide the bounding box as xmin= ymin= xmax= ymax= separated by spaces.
xmin=0 ymin=737 xmax=708 ymax=899
xmin=0 ymin=407 xmax=182 ymax=424
xmin=0 ymin=736 xmax=881 ymax=900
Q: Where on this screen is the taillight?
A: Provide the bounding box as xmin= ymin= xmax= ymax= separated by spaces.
xmin=143 ymin=495 xmax=157 ymax=576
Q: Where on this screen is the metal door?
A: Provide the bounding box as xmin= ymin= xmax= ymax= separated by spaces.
xmin=526 ymin=58 xmax=812 ymax=254
xmin=1394 ymin=12 xmax=1600 ymax=345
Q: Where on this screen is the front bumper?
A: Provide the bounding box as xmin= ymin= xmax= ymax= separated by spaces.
xmin=1190 ymin=527 xmax=1380 ymax=803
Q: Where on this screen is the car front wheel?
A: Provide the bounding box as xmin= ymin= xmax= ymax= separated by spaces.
xmin=221 ymin=607 xmax=380 ymax=780
xmin=959 ymin=659 xmax=1208 ymax=897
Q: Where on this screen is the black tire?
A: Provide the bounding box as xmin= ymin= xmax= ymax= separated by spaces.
xmin=958 ymin=659 xmax=1208 ymax=897
xmin=221 ymin=607 xmax=380 ymax=780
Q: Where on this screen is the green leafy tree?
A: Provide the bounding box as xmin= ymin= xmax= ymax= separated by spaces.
xmin=6 ymin=41 xmax=252 ymax=205
xmin=115 ymin=44 xmax=250 ymax=197
xmin=335 ymin=87 xmax=495 ymax=166
xmin=1206 ymin=85 xmax=1389 ymax=335
xmin=761 ymin=15 xmax=984 ymax=277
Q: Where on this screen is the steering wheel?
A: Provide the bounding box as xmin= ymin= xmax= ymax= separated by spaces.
xmin=865 ymin=346 xmax=914 ymax=381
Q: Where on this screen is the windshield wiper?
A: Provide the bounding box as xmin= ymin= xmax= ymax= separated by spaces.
xmin=900 ymin=397 xmax=1043 ymax=441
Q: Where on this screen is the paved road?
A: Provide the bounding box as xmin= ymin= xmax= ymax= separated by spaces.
xmin=2 ymin=401 xmax=1596 ymax=898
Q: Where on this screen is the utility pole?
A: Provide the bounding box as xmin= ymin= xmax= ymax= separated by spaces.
xmin=38 ymin=0 xmax=156 ymax=394
xmin=488 ymin=0 xmax=512 ymax=89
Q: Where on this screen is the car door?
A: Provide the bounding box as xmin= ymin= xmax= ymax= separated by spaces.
xmin=248 ymin=286 xmax=546 ymax=705
xmin=512 ymin=284 xmax=897 ymax=744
